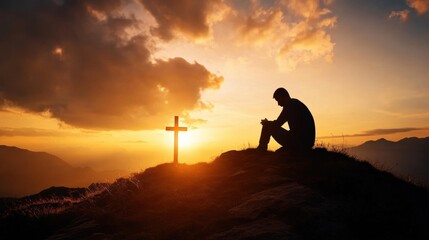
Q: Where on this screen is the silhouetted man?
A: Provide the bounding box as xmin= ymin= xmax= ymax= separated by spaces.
xmin=257 ymin=88 xmax=315 ymax=152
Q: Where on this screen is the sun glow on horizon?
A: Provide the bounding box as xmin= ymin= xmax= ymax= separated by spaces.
xmin=178 ymin=131 xmax=193 ymax=148
xmin=164 ymin=129 xmax=200 ymax=150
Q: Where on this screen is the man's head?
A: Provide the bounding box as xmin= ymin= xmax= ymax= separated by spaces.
xmin=273 ymin=88 xmax=291 ymax=107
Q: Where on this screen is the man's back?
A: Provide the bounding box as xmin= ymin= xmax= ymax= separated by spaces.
xmin=283 ymin=98 xmax=315 ymax=149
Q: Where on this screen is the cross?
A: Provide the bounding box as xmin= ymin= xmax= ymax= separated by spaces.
xmin=166 ymin=116 xmax=188 ymax=164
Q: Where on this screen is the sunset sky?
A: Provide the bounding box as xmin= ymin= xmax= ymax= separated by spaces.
xmin=1 ymin=0 xmax=428 ymax=172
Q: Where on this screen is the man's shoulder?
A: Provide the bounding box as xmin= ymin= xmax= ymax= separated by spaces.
xmin=289 ymin=98 xmax=311 ymax=111
xmin=290 ymin=98 xmax=305 ymax=106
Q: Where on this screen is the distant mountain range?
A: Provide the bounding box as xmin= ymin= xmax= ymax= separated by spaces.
xmin=348 ymin=137 xmax=429 ymax=184
xmin=0 ymin=145 xmax=128 ymax=197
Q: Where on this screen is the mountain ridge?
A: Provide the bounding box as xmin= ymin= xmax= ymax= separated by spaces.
xmin=348 ymin=136 xmax=429 ymax=184
xmin=356 ymin=136 xmax=429 ymax=148
xmin=0 ymin=145 xmax=127 ymax=197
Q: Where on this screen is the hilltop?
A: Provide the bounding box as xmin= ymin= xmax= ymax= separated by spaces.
xmin=1 ymin=148 xmax=429 ymax=239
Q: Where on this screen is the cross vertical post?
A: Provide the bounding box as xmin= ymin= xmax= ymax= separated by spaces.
xmin=166 ymin=116 xmax=188 ymax=164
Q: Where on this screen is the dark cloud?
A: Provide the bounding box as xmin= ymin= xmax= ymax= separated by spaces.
xmin=0 ymin=0 xmax=223 ymax=130
xmin=139 ymin=0 xmax=229 ymax=41
xmin=318 ymin=127 xmax=429 ymax=139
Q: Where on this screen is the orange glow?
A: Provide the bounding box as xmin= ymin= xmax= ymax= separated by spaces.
xmin=53 ymin=47 xmax=63 ymax=57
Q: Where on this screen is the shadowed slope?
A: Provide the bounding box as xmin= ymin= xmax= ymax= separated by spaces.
xmin=1 ymin=149 xmax=428 ymax=239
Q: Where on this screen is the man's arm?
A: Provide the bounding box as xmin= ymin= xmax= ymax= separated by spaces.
xmin=273 ymin=108 xmax=288 ymax=127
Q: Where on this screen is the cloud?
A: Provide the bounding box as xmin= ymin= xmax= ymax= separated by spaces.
xmin=389 ymin=10 xmax=410 ymax=22
xmin=237 ymin=3 xmax=286 ymax=45
xmin=283 ymin=0 xmax=330 ymax=18
xmin=318 ymin=127 xmax=429 ymax=139
xmin=278 ymin=0 xmax=336 ymax=70
xmin=0 ymin=0 xmax=223 ymax=130
xmin=234 ymin=0 xmax=336 ymax=70
xmin=390 ymin=0 xmax=429 ymax=22
xmin=181 ymin=112 xmax=208 ymax=129
xmin=278 ymin=27 xmax=335 ymax=70
xmin=360 ymin=128 xmax=427 ymax=136
xmin=139 ymin=0 xmax=230 ymax=41
xmin=0 ymin=128 xmax=68 ymax=137
xmin=407 ymin=0 xmax=429 ymax=15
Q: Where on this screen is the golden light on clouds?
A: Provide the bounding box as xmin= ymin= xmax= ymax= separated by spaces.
xmin=407 ymin=0 xmax=429 ymax=15
xmin=0 ymin=0 xmax=337 ymax=131
xmin=237 ymin=4 xmax=285 ymax=45
xmin=53 ymin=47 xmax=63 ymax=57
xmin=0 ymin=0 xmax=223 ymax=130
xmin=390 ymin=0 xmax=429 ymax=22
xmin=86 ymin=5 xmax=107 ymax=21
xmin=230 ymin=0 xmax=337 ymax=70
xmin=390 ymin=10 xmax=410 ymax=22
xmin=283 ymin=0 xmax=329 ymax=18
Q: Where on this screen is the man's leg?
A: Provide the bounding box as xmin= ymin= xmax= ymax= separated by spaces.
xmin=272 ymin=126 xmax=292 ymax=148
xmin=257 ymin=123 xmax=290 ymax=151
xmin=274 ymin=130 xmax=310 ymax=152
xmin=257 ymin=123 xmax=271 ymax=151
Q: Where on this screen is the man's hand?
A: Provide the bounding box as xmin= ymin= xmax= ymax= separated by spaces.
xmin=260 ymin=118 xmax=269 ymax=125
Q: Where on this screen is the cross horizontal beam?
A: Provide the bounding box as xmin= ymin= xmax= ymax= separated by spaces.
xmin=166 ymin=126 xmax=187 ymax=131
